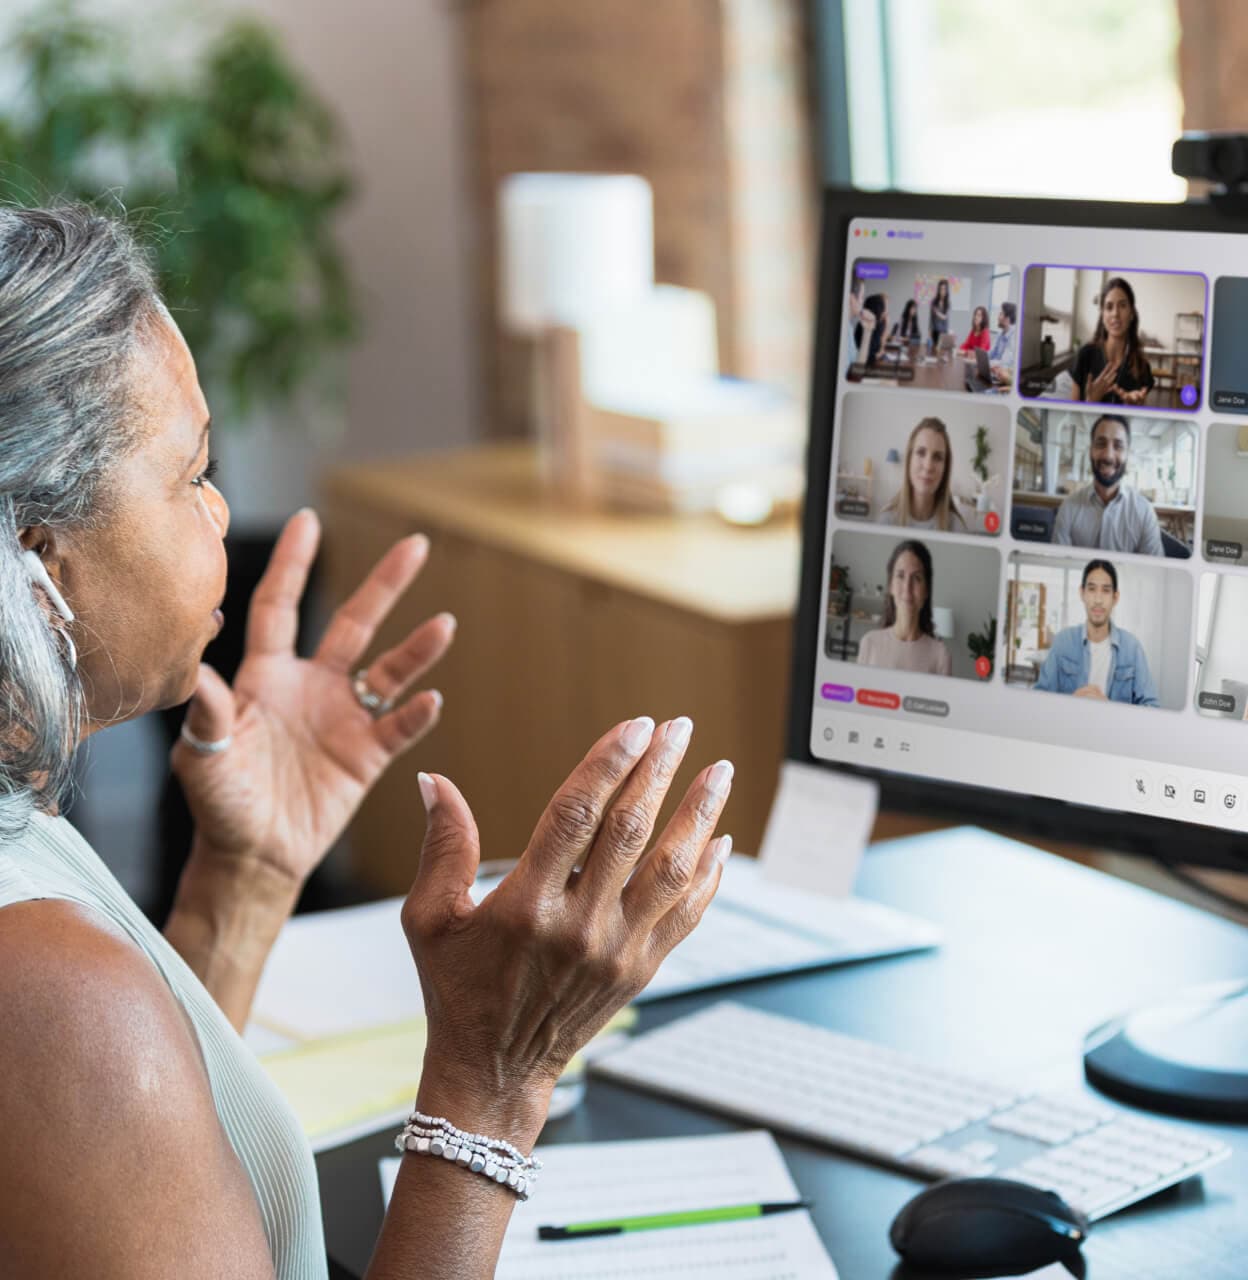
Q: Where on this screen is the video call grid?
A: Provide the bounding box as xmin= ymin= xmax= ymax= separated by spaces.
xmin=822 ymin=243 xmax=1248 ymax=726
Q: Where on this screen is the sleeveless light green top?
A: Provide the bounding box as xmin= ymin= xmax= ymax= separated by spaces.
xmin=0 ymin=811 xmax=328 ymax=1279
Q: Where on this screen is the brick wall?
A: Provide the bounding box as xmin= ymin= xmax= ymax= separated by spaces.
xmin=460 ymin=0 xmax=817 ymax=436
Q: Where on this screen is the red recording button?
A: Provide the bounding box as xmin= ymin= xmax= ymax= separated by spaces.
xmin=984 ymin=511 xmax=1001 ymax=534
xmin=975 ymin=656 xmax=992 ymax=679
xmin=857 ymin=688 xmax=901 ymax=710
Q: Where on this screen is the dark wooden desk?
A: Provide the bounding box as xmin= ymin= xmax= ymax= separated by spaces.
xmin=317 ymin=828 xmax=1248 ymax=1279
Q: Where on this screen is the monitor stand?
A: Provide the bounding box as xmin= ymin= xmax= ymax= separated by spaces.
xmin=1083 ymin=979 xmax=1248 ymax=1121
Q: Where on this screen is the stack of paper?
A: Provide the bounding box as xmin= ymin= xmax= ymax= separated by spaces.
xmin=379 ymin=1130 xmax=838 ymax=1278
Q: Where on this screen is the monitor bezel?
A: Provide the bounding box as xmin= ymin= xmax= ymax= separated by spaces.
xmin=788 ymin=187 xmax=1248 ymax=872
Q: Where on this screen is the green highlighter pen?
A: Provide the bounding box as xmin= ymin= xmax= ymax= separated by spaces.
xmin=537 ymin=1199 xmax=813 ymax=1241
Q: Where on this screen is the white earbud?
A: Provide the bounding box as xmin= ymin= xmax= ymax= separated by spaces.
xmin=21 ymin=549 xmax=74 ymax=622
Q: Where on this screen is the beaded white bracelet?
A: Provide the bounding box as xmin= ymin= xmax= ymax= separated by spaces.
xmin=395 ymin=1109 xmax=542 ymax=1201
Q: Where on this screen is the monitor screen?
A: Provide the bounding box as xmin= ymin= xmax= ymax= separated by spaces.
xmin=793 ymin=190 xmax=1248 ymax=869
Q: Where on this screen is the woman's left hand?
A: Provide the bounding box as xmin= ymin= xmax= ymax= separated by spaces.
xmin=171 ymin=509 xmax=454 ymax=893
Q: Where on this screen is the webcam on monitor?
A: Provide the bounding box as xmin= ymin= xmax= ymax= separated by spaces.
xmin=1172 ymin=131 xmax=1248 ymax=193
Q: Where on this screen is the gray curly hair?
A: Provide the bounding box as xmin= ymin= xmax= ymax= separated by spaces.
xmin=0 ymin=205 xmax=163 ymax=840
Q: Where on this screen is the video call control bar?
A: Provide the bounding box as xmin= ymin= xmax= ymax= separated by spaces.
xmin=812 ymin=707 xmax=1248 ymax=834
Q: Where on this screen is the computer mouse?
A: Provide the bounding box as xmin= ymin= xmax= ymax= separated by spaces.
xmin=889 ymin=1176 xmax=1088 ymax=1276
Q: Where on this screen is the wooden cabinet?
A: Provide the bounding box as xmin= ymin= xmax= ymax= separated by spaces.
xmin=322 ymin=445 xmax=799 ymax=893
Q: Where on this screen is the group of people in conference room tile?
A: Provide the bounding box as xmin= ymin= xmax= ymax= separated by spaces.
xmin=849 ymin=277 xmax=1015 ymax=379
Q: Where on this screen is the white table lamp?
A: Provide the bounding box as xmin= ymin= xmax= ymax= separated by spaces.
xmin=497 ymin=173 xmax=655 ymax=505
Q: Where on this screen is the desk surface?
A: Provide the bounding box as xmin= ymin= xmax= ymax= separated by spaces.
xmin=317 ymin=829 xmax=1248 ymax=1279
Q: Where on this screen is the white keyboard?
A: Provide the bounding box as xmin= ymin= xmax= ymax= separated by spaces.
xmin=591 ymin=1002 xmax=1231 ymax=1222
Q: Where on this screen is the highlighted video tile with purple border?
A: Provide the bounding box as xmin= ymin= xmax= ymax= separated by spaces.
xmin=1017 ymin=265 xmax=1206 ymax=412
xmin=844 ymin=259 xmax=1019 ymax=394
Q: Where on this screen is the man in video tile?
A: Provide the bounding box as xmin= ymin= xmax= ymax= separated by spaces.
xmin=988 ymin=301 xmax=1016 ymax=383
xmin=1034 ymin=559 xmax=1159 ymax=705
xmin=1052 ymin=414 xmax=1163 ymax=556
xmin=1070 ymin=277 xmax=1154 ymax=406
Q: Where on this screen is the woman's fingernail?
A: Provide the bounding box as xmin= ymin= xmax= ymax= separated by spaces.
xmin=622 ymin=716 xmax=656 ymax=756
xmin=439 ymin=611 xmax=458 ymax=633
xmin=428 ymin=689 xmax=444 ymax=714
xmin=665 ymin=716 xmax=693 ymax=753
xmin=706 ymin=759 xmax=735 ymax=797
xmin=418 ymin=772 xmax=438 ymax=812
xmin=715 ymin=834 xmax=733 ymax=866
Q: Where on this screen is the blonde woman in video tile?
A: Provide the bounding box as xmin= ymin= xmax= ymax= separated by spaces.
xmin=857 ymin=539 xmax=953 ymax=676
xmin=879 ymin=418 xmax=968 ymax=532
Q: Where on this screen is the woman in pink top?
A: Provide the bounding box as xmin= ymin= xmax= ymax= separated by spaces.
xmin=959 ymin=305 xmax=991 ymax=353
xmin=857 ymin=539 xmax=953 ymax=676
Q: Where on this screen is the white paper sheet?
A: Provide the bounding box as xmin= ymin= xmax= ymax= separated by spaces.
xmin=757 ymin=760 xmax=879 ymax=897
xmin=380 ymin=1130 xmax=837 ymax=1278
xmin=640 ymin=854 xmax=939 ymax=1001
xmin=247 ymin=897 xmax=419 ymax=1045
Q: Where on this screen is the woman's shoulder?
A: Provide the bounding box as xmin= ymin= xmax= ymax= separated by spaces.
xmin=0 ymin=899 xmax=205 ymax=1085
xmin=0 ymin=900 xmax=214 ymax=1181
xmin=0 ymin=899 xmax=274 ymax=1275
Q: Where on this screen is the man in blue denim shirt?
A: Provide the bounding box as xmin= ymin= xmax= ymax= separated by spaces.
xmin=1034 ymin=559 xmax=1160 ymax=706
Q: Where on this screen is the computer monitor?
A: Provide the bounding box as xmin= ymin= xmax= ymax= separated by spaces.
xmin=789 ymin=189 xmax=1248 ymax=1120
xmin=791 ymin=187 xmax=1248 ymax=875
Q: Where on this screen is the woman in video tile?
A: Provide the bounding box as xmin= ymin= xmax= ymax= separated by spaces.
xmin=853 ymin=292 xmax=889 ymax=368
xmin=958 ymin=305 xmax=992 ymax=353
xmin=1071 ymin=277 xmax=1155 ymax=406
xmin=857 ymin=539 xmax=953 ymax=676
xmin=879 ymin=418 xmax=968 ymax=532
xmin=891 ymin=298 xmax=922 ymax=342
xmin=928 ymin=278 xmax=951 ymax=351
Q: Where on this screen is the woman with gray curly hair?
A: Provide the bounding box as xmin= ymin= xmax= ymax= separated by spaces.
xmin=0 ymin=205 xmax=735 ymax=1278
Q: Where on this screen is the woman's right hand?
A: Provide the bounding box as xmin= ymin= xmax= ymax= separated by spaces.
xmin=400 ymin=716 xmax=733 ymax=1142
xmin=1086 ymin=359 xmax=1121 ymax=403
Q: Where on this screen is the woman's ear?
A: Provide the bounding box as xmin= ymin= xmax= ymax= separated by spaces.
xmin=17 ymin=526 xmax=68 ymax=595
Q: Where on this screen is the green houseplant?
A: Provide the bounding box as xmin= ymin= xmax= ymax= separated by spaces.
xmin=967 ymin=615 xmax=998 ymax=677
xmin=0 ymin=2 xmax=362 ymax=915
xmin=0 ymin=0 xmax=359 ymax=415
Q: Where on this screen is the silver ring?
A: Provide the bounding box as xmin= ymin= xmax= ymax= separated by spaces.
xmin=352 ymin=668 xmax=391 ymax=717
xmin=180 ymin=723 xmax=233 ymax=755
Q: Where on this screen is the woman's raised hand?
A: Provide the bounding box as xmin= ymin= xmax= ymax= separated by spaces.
xmin=172 ymin=509 xmax=454 ymax=893
xmin=402 ymin=716 xmax=733 ymax=1137
xmin=1086 ymin=359 xmax=1121 ymax=403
